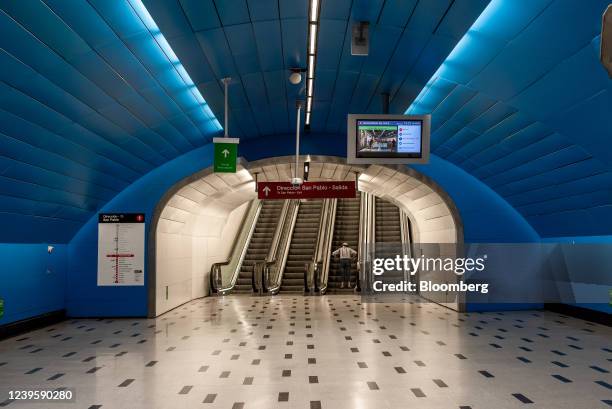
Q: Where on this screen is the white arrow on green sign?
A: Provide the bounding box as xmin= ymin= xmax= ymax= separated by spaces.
xmin=213 ymin=137 xmax=239 ymax=173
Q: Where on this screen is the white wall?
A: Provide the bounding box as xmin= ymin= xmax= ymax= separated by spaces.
xmin=155 ymin=167 xmax=255 ymax=316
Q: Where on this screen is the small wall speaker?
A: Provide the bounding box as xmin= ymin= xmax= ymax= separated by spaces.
xmin=351 ymin=21 xmax=369 ymax=56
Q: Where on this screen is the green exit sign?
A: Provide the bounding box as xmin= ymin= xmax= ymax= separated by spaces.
xmin=0 ymin=298 xmax=4 ymax=318
xmin=213 ymin=137 xmax=239 ymax=173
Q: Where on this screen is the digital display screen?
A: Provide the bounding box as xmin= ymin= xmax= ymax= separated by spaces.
xmin=356 ymin=119 xmax=423 ymax=158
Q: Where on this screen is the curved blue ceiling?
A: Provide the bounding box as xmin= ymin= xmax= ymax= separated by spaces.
xmin=0 ymin=0 xmax=221 ymax=242
xmin=0 ymin=0 xmax=610 ymax=243
xmin=142 ymin=0 xmax=489 ymax=136
xmin=407 ymin=0 xmax=612 ymax=237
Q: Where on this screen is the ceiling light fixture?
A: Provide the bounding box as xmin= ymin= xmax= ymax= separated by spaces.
xmin=305 ymin=0 xmax=321 ymax=127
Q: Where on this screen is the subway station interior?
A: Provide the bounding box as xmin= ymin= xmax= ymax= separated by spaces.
xmin=0 ymin=0 xmax=612 ymax=408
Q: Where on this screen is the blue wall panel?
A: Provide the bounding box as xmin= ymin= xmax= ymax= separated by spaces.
xmin=0 ymin=243 xmax=66 ymax=325
xmin=66 ymin=145 xmax=215 ymax=317
xmin=541 ymin=235 xmax=612 ymax=314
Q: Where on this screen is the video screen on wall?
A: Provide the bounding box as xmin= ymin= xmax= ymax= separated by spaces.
xmin=355 ymin=119 xmax=423 ymax=158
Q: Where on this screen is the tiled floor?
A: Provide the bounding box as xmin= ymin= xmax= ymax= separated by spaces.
xmin=0 ymin=295 xmax=610 ymax=409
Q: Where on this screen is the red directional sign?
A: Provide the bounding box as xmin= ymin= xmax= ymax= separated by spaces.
xmin=258 ymin=181 xmax=356 ymax=200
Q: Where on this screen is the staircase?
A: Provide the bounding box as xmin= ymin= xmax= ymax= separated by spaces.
xmin=328 ymin=195 xmax=360 ymax=292
xmin=280 ymin=200 xmax=323 ymax=293
xmin=233 ymin=201 xmax=284 ymax=293
xmin=374 ymin=197 xmax=404 ymax=283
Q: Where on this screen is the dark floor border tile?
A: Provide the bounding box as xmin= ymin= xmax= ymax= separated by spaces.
xmin=545 ymin=304 xmax=611 ymax=327
xmin=0 ymin=310 xmax=66 ymax=341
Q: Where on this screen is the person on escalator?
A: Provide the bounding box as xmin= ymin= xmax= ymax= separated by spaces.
xmin=332 ymin=242 xmax=357 ymax=289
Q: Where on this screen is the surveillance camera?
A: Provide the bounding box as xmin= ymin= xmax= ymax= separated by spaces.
xmin=289 ymin=72 xmax=302 ymax=85
xmin=291 ymin=177 xmax=303 ymax=187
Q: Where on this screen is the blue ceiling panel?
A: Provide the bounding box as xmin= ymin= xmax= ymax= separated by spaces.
xmin=508 ymin=45 xmax=608 ymax=120
xmin=508 ymin=169 xmax=611 ymax=207
xmin=361 ymin=26 xmax=402 ymax=76
xmin=279 ymin=0 xmax=308 ymax=19
xmin=378 ymin=0 xmax=418 ymax=28
xmin=320 ymin=0 xmax=351 ymax=20
xmin=178 ymin=0 xmax=220 ymax=31
xmin=195 ymin=29 xmax=238 ymax=78
xmin=480 ymin=133 xmax=571 ymax=185
xmin=350 ymin=0 xmax=384 ymax=22
xmin=280 ymin=18 xmax=308 ymax=69
xmin=348 ymin=73 xmax=380 ymax=114
xmin=545 ymin=90 xmax=612 ymax=165
xmin=429 ymin=85 xmax=478 ymax=131
xmin=253 ymin=21 xmax=283 ymax=72
xmin=225 ymin=24 xmax=260 ymax=75
xmin=0 ymin=132 xmax=124 ymax=194
xmin=0 ymin=0 xmax=221 ymax=242
xmin=0 ymin=109 xmax=137 ymax=186
xmin=435 ymin=0 xmax=491 ymax=40
xmin=407 ymin=0 xmax=612 ymax=237
xmin=496 ymin=154 xmax=602 ymax=196
xmin=247 ymin=0 xmax=278 ymax=22
xmin=10 ymin=0 xmax=612 ymax=242
xmin=436 ymin=128 xmax=480 ymax=158
xmin=242 ymin=73 xmax=274 ymax=136
xmin=518 ymin=190 xmax=612 ymax=217
xmin=141 ymin=0 xmax=487 ymax=152
xmin=316 ymin=20 xmax=346 ymax=71
xmin=440 ymin=93 xmax=496 ymax=132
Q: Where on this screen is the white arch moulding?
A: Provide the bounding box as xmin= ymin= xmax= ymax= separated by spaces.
xmin=148 ymin=156 xmax=464 ymax=317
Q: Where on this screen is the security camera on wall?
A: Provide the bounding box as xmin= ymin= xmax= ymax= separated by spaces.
xmin=346 ymin=113 xmax=431 ymax=165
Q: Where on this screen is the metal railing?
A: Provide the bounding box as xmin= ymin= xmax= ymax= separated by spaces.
xmin=357 ymin=192 xmax=375 ymax=292
xmin=209 ymin=200 xmax=261 ymax=295
xmin=311 ymin=198 xmax=337 ymax=294
xmin=399 ymin=208 xmax=413 ymax=284
xmin=303 ymin=261 xmax=319 ymax=293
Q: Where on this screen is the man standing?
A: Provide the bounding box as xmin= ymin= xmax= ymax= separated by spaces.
xmin=332 ymin=242 xmax=357 ymax=288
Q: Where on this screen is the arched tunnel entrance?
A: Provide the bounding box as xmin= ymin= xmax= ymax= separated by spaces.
xmin=148 ymin=156 xmax=463 ymax=317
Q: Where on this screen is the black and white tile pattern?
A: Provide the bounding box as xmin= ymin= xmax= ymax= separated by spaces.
xmin=0 ymin=295 xmax=610 ymax=408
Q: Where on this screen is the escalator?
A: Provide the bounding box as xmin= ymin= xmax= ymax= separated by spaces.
xmin=280 ymin=200 xmax=322 ymax=293
xmin=374 ymin=196 xmax=405 ymax=283
xmin=233 ymin=200 xmax=284 ymax=293
xmin=375 ymin=197 xmax=401 ymax=244
xmin=328 ymin=195 xmax=360 ymax=292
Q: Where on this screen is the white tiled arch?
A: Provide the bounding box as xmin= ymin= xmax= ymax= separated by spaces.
xmin=151 ymin=156 xmax=462 ymax=316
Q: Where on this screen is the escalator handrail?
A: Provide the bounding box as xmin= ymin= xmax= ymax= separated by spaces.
xmin=317 ymin=199 xmax=337 ymax=294
xmin=210 ymin=200 xmax=262 ymax=294
xmin=267 ymin=200 xmax=300 ymax=293
xmin=209 ymin=262 xmax=228 ymax=293
xmin=262 ymin=259 xmax=276 ymax=293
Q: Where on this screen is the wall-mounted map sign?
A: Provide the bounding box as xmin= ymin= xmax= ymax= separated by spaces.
xmin=97 ymin=213 xmax=145 ymax=286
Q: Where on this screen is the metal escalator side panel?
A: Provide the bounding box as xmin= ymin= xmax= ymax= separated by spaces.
xmin=318 ymin=198 xmax=337 ymax=294
xmin=231 ymin=200 xmax=284 ymax=293
xmin=216 ymin=199 xmax=262 ymax=294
